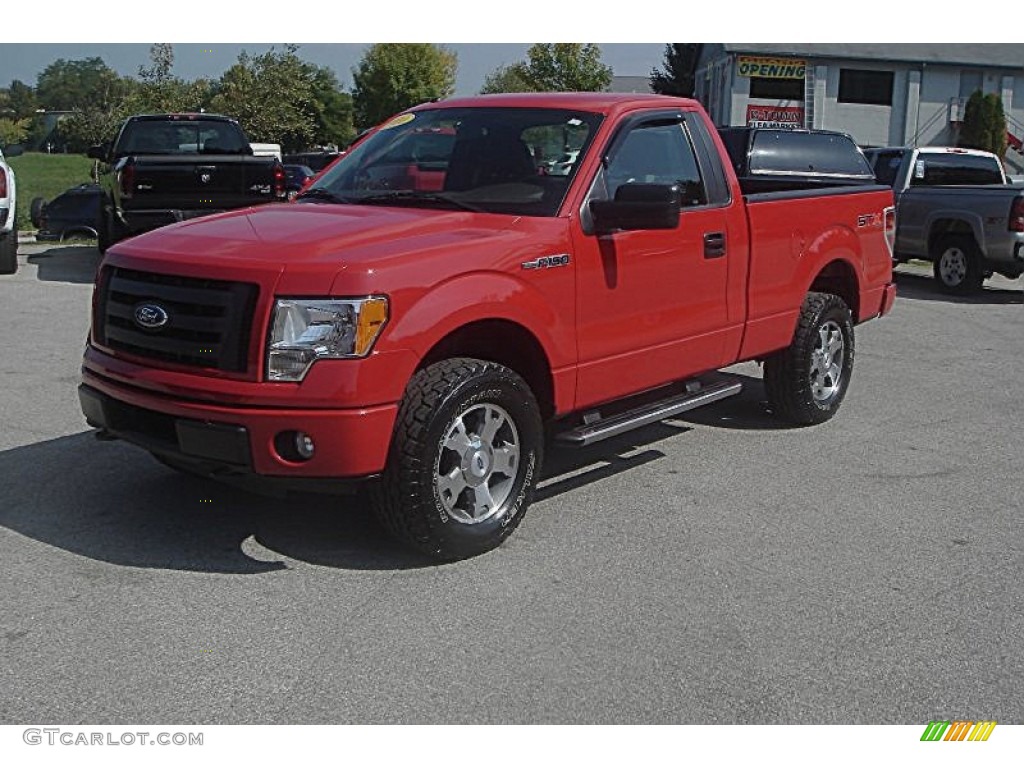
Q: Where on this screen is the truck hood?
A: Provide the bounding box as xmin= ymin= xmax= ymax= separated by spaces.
xmin=108 ymin=203 xmax=519 ymax=271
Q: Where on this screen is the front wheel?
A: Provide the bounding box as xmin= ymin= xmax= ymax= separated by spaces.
xmin=371 ymin=358 xmax=543 ymax=561
xmin=764 ymin=292 xmax=855 ymax=426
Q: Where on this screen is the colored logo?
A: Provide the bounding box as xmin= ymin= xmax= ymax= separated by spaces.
xmin=920 ymin=721 xmax=996 ymax=741
xmin=133 ymin=302 xmax=170 ymax=330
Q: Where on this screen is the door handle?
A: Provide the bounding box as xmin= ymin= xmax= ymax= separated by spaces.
xmin=704 ymin=232 xmax=726 ymax=259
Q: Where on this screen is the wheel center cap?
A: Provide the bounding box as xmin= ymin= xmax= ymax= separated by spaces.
xmin=468 ymin=449 xmax=491 ymax=479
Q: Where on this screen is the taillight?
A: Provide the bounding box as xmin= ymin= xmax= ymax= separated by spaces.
xmin=273 ymin=163 xmax=286 ymax=198
xmin=0 ymin=167 xmax=6 ymax=198
xmin=1009 ymin=197 xmax=1024 ymax=233
xmin=884 ymin=206 xmax=896 ymax=256
xmin=119 ymin=164 xmax=135 ymax=199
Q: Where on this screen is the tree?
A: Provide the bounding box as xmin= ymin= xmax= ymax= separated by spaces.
xmin=4 ymin=80 xmax=38 ymax=120
xmin=480 ymin=64 xmax=536 ymax=95
xmin=208 ymin=45 xmax=319 ymax=151
xmin=119 ymin=44 xmax=211 ymax=115
xmin=518 ymin=44 xmax=612 ymax=92
xmin=36 ymin=57 xmax=127 ymax=112
xmin=959 ymin=90 xmax=1008 ymax=158
xmin=0 ymin=117 xmax=30 ymax=147
xmin=649 ymin=44 xmax=703 ymax=97
xmin=351 ymin=44 xmax=457 ymax=129
xmin=304 ymin=64 xmax=355 ymax=147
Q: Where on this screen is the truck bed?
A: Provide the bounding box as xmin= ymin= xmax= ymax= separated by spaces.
xmin=738 ymin=184 xmax=895 ymax=360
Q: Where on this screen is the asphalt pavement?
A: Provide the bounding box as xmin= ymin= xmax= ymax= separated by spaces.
xmin=0 ymin=241 xmax=1021 ymax=724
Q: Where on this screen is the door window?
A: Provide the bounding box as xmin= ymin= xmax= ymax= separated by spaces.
xmin=602 ymin=121 xmax=707 ymax=207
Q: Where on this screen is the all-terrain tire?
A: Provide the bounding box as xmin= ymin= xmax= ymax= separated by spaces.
xmin=370 ymin=358 xmax=543 ymax=561
xmin=764 ymin=292 xmax=855 ymax=426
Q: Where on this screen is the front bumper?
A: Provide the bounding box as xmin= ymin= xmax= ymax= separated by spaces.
xmin=79 ymin=373 xmax=397 ymax=482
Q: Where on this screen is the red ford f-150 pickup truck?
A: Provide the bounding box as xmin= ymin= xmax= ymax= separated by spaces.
xmin=79 ymin=93 xmax=897 ymax=560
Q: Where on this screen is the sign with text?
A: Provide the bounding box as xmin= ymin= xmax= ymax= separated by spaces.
xmin=737 ymin=56 xmax=806 ymax=79
xmin=746 ymin=105 xmax=805 ymax=129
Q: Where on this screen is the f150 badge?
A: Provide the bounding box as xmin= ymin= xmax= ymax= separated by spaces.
xmin=522 ymin=254 xmax=570 ymax=270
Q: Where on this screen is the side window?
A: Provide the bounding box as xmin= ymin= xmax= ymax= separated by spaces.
xmin=870 ymin=151 xmax=903 ymax=187
xmin=604 ymin=122 xmax=707 ymax=207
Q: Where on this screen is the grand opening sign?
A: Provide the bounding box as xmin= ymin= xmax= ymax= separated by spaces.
xmin=746 ymin=105 xmax=805 ymax=129
xmin=737 ymin=56 xmax=806 ymax=79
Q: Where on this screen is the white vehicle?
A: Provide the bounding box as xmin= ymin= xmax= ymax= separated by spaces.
xmin=0 ymin=145 xmax=19 ymax=275
xmin=249 ymin=142 xmax=282 ymax=161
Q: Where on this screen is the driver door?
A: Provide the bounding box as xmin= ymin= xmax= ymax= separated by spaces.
xmin=571 ymin=115 xmax=734 ymax=408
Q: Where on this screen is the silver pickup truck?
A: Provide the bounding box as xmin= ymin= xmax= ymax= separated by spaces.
xmin=865 ymin=146 xmax=1024 ymax=293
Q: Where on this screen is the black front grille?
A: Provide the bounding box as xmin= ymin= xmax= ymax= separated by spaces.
xmin=95 ymin=266 xmax=258 ymax=373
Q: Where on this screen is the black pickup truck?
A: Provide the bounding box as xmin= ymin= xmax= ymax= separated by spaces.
xmin=88 ymin=114 xmax=287 ymax=252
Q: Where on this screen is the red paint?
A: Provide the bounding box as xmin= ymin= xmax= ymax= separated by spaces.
xmin=83 ymin=94 xmax=895 ymax=480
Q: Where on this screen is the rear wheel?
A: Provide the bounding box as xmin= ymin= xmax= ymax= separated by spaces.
xmin=764 ymin=292 xmax=855 ymax=426
xmin=0 ymin=223 xmax=19 ymax=275
xmin=97 ymin=205 xmax=123 ymax=254
xmin=29 ymin=197 xmax=46 ymax=229
xmin=932 ymin=235 xmax=983 ymax=294
xmin=371 ymin=358 xmax=543 ymax=561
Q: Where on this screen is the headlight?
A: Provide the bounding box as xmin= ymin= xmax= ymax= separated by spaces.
xmin=267 ymin=296 xmax=388 ymax=382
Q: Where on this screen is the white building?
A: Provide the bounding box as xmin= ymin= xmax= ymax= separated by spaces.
xmin=695 ymin=44 xmax=1024 ymax=172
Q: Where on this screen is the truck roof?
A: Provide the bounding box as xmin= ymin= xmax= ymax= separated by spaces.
xmin=411 ymin=92 xmax=699 ymax=114
xmin=868 ymin=145 xmax=1000 ymax=159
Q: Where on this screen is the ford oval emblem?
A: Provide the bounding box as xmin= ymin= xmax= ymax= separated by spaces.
xmin=133 ymin=302 xmax=170 ymax=330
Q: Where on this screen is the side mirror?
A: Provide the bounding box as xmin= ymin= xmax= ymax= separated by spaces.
xmin=86 ymin=142 xmax=111 ymax=161
xmin=590 ymin=183 xmax=681 ymax=233
xmin=3 ymin=144 xmax=24 ymax=158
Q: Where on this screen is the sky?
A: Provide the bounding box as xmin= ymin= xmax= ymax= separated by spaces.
xmin=0 ymin=43 xmax=666 ymax=97
xmin=0 ymin=2 xmax=1002 ymax=97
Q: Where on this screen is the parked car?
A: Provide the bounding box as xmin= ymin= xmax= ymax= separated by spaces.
xmin=0 ymin=144 xmax=20 ymax=274
xmin=32 ymin=184 xmax=102 ymax=242
xmin=864 ymin=146 xmax=1024 ymax=293
xmin=80 ymin=93 xmax=896 ymax=561
xmin=282 ymin=164 xmax=316 ymax=199
xmin=88 ymin=113 xmax=288 ymax=253
xmin=282 ymin=151 xmax=343 ymax=172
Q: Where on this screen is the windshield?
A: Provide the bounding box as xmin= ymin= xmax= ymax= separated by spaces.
xmin=305 ymin=107 xmax=603 ymax=216
xmin=117 ymin=119 xmax=249 ymax=155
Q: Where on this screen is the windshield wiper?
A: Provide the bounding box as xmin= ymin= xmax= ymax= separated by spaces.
xmin=296 ymin=187 xmax=353 ymax=204
xmin=356 ymin=190 xmax=483 ymax=213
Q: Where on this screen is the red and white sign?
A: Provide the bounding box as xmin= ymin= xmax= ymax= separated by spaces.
xmin=746 ymin=105 xmax=805 ymax=129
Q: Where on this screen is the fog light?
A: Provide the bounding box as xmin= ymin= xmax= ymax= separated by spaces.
xmin=274 ymin=430 xmax=315 ymax=462
xmin=295 ymin=432 xmax=315 ymax=459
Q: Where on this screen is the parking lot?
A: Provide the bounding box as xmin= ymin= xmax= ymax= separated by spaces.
xmin=0 ymin=240 xmax=1021 ymax=724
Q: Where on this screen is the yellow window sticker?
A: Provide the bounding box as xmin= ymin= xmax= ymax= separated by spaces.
xmin=380 ymin=113 xmax=416 ymax=130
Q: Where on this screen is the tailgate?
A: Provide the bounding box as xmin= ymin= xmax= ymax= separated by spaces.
xmin=126 ymin=155 xmax=280 ymax=210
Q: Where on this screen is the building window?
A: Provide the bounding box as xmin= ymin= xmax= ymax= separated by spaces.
xmin=749 ymin=76 xmax=804 ymax=101
xmin=838 ymin=69 xmax=894 ymax=106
